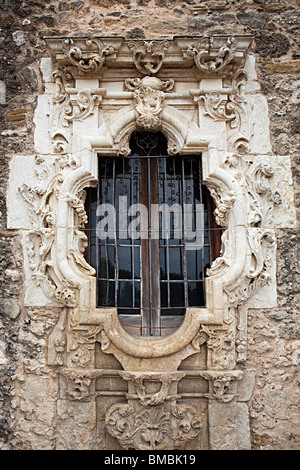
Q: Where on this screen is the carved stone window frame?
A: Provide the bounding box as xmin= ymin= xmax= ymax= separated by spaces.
xmin=7 ymin=35 xmax=297 ymax=450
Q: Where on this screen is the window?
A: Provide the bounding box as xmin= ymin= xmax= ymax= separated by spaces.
xmin=85 ymin=132 xmax=220 ymax=336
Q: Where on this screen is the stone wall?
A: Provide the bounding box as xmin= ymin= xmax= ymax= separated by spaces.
xmin=0 ymin=0 xmax=299 ymax=450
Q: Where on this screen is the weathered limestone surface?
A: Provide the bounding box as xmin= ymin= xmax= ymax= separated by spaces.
xmin=0 ymin=0 xmax=299 ymax=451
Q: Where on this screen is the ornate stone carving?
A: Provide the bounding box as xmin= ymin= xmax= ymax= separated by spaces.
xmin=56 ymin=89 xmax=98 ymax=127
xmin=67 ymin=230 xmax=95 ymax=277
xmin=68 ymin=325 xmax=104 ymax=367
xmin=184 ymin=36 xmax=237 ymax=76
xmin=128 ymin=40 xmax=169 ymax=75
xmin=191 ymin=321 xmax=235 ymax=369
xmin=201 ymin=370 xmax=243 ymax=403
xmin=19 ymin=154 xmax=95 ymax=309
xmin=225 ymin=229 xmax=275 ymax=307
xmin=61 ymin=38 xmax=116 ymax=75
xmin=120 ymin=371 xmax=186 ymax=406
xmin=105 ymin=403 xmax=202 ymax=450
xmin=196 ymin=69 xmax=250 ymax=153
xmin=125 ymin=76 xmax=174 ymax=132
xmin=205 ymin=186 xmax=236 ymax=228
xmin=61 ymin=368 xmax=102 ymax=401
xmin=223 ymin=154 xmax=282 ymax=227
xmin=51 ymin=67 xmax=103 ymax=154
xmin=8 ymin=35 xmax=289 ymax=450
xmin=206 ymin=230 xmax=231 ymax=277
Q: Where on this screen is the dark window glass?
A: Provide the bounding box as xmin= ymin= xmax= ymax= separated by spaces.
xmin=85 ymin=132 xmax=221 ymax=336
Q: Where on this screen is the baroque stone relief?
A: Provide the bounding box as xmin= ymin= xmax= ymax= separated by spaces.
xmin=7 ymin=35 xmax=297 ymax=450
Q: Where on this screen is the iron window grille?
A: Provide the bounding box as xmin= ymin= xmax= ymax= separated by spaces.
xmin=85 ymin=132 xmax=221 ymax=336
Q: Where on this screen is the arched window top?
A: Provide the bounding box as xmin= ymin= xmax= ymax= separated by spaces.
xmin=129 ymin=131 xmax=168 ymax=157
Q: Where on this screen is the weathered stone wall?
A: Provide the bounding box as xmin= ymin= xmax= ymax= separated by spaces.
xmin=0 ymin=0 xmax=299 ymax=450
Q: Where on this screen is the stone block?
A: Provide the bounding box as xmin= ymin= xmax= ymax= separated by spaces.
xmin=0 ymin=80 xmax=6 ymax=105
xmin=237 ymin=11 xmax=267 ymax=29
xmin=247 ymin=95 xmax=272 ymax=154
xmin=12 ymin=30 xmax=25 ymax=46
xmin=237 ymin=402 xmax=251 ymax=450
xmin=266 ymin=60 xmax=300 ymax=73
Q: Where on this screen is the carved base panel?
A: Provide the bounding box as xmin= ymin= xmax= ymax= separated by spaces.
xmin=57 ymin=365 xmax=254 ymax=450
xmin=105 ymin=402 xmax=202 ymax=451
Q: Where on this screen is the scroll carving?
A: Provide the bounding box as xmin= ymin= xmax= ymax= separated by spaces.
xmin=128 ymin=40 xmax=169 ymax=75
xmin=184 ymin=36 xmax=238 ymax=76
xmin=120 ymin=371 xmax=186 ymax=406
xmin=19 ymin=155 xmax=95 ymax=309
xmin=61 ymin=38 xmax=116 ymax=74
xmin=51 ymin=67 xmax=102 ymax=154
xmin=198 ymin=69 xmax=251 ymax=153
xmin=68 ymin=325 xmax=105 ymax=368
xmin=223 ymin=154 xmax=282 ymax=227
xmin=192 ymin=322 xmax=235 ymax=369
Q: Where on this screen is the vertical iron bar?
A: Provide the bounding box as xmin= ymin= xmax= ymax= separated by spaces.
xmin=147 ymin=157 xmax=152 ymax=334
xmin=164 ymin=157 xmax=170 ymax=310
xmin=199 ymin=157 xmax=205 ymax=295
xmin=103 ymin=160 xmax=109 ymax=306
xmin=96 ymin=159 xmax=100 ymax=305
xmin=182 ymin=157 xmax=188 ymax=308
xmin=113 ymin=158 xmax=119 ymax=307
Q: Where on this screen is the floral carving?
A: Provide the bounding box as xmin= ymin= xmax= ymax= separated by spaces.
xmin=198 ymin=69 xmax=250 ymax=153
xmin=19 ymin=155 xmax=96 ymax=309
xmin=51 ymin=66 xmax=102 ymax=155
xmin=105 ymin=403 xmax=201 ymax=450
xmin=53 ymin=86 xmax=98 ymax=130
xmin=206 ymin=154 xmax=281 ymax=313
xmin=206 ymin=186 xmax=236 ymax=228
xmin=64 ymin=191 xmax=88 ymax=228
xmin=192 ymin=323 xmax=235 ymax=369
xmin=223 ymin=154 xmax=282 ymax=227
xmin=225 ymin=228 xmax=275 ymax=308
